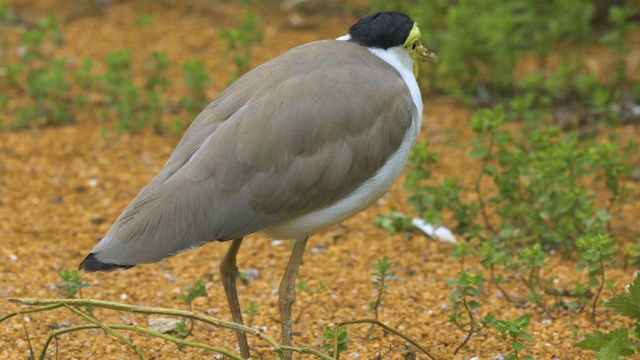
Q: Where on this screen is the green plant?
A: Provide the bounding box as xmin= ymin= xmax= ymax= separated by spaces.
xmin=295 ymin=278 xmax=325 ymax=322
xmin=23 ymin=57 xmax=71 ymax=126
xmin=1 ymin=12 xmax=72 ymax=129
xmin=405 ymin=140 xmax=437 ymax=187
xmin=479 ymin=239 xmax=512 ymax=301
xmin=237 ymin=271 xmax=249 ymax=286
xmin=404 ymin=139 xmax=478 ymax=235
xmin=369 ymin=256 xmax=393 ymax=321
xmin=447 ymin=106 xmax=633 ymax=251
xmin=101 ymin=50 xmax=140 ymax=131
xmin=373 ymin=208 xmax=416 ymax=235
xmin=135 ymin=13 xmax=155 ymax=27
xmin=175 ymin=279 xmax=208 ymax=338
xmin=219 ymin=12 xmax=263 ymax=84
xmin=57 ymin=269 xmax=90 ymax=299
xmin=179 ymin=59 xmax=211 ymax=112
xmin=434 ymin=1 xmax=592 ymax=101
xmin=493 ymin=314 xmax=535 ymax=360
xmin=321 ymin=325 xmax=348 ymax=357
xmin=145 ymin=51 xmax=172 ymax=133
xmin=576 ymin=233 xmax=616 ymax=319
xmin=576 ymin=275 xmax=640 ymax=358
xmin=21 ymin=14 xmax=63 ymax=61
xmin=515 ymin=244 xmax=555 ymax=318
xmin=101 ymin=50 xmax=174 ymax=132
xmin=177 ymin=279 xmax=208 ymax=310
xmin=623 ymin=238 xmax=640 ymax=267
xmin=72 ymin=57 xmax=96 ymax=108
xmin=172 ymin=319 xmax=190 ymax=338
xmin=600 ymin=2 xmax=639 ymax=83
xmin=403 ymin=140 xmax=448 ymax=226
xmin=370 ymin=0 xmax=639 ymax=118
xmin=243 ymin=300 xmax=259 ymax=327
xmin=0 ymin=1 xmax=15 ymax=25
xmin=450 ymin=242 xmax=475 ymax=270
xmin=446 ymin=269 xmax=493 ymax=354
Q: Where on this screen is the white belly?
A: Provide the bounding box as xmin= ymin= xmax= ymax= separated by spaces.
xmin=264 ymin=43 xmax=424 ymax=240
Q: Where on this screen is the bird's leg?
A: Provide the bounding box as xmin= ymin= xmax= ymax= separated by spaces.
xmin=219 ymin=237 xmax=251 ymax=359
xmin=278 ymin=236 xmax=309 ymax=359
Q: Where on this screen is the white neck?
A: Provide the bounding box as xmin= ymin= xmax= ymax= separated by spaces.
xmin=336 ymin=34 xmax=423 ymax=119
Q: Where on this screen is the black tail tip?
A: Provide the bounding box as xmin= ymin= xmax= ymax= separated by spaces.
xmin=79 ymin=253 xmax=135 ymax=272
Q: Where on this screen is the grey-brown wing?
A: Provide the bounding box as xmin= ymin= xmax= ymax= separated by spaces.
xmin=85 ymin=41 xmax=414 ymax=267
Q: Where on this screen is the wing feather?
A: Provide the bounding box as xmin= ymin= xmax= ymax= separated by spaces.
xmin=86 ymin=40 xmax=415 ymax=267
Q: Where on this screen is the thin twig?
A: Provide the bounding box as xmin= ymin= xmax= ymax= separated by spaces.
xmin=476 ymin=135 xmax=497 ymax=236
xmin=0 ymin=303 xmax=63 ymax=323
xmin=335 ymin=319 xmax=438 ymax=360
xmin=490 ymin=265 xmax=512 ymax=303
xmin=453 ymin=324 xmax=474 ymax=355
xmin=591 ymin=261 xmax=606 ymax=321
xmin=294 ymin=293 xmax=315 ymax=323
xmin=7 ymin=298 xmax=334 ymax=359
xmin=19 ymin=313 xmax=35 ymax=360
xmin=453 ymin=296 xmax=476 ymax=355
xmin=518 ymin=275 xmax=555 ymax=320
xmin=63 ymin=304 xmax=146 ymax=360
xmin=39 ymin=323 xmax=243 ymax=360
xmin=280 ymin=345 xmax=333 ymax=359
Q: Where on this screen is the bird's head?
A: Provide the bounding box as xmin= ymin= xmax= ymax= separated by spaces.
xmin=345 ymin=12 xmax=437 ymax=78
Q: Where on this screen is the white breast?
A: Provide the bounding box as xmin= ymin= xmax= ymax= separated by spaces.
xmin=263 ymin=42 xmax=423 ymax=239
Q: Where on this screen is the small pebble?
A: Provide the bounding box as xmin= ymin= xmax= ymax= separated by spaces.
xmin=244 ymin=268 xmax=260 ymax=280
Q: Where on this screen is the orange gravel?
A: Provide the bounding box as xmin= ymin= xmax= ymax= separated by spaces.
xmin=1 ymin=1 xmax=639 ymax=359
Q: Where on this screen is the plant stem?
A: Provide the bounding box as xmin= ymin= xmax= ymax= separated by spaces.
xmin=335 ymin=319 xmax=437 ymax=360
xmin=453 ymin=295 xmax=477 ymax=355
xmin=0 ymin=303 xmax=63 ymax=323
xmin=63 ymin=304 xmax=146 ymax=359
xmin=518 ymin=275 xmax=554 ymax=320
xmin=372 ymin=275 xmax=386 ymax=321
xmin=490 ymin=265 xmax=512 ymax=303
xmin=20 ymin=313 xmax=35 ymax=360
xmin=476 ymin=135 xmax=496 ymax=235
xmin=7 ymin=298 xmax=334 ymax=359
xmin=39 ymin=323 xmax=243 ymax=360
xmin=591 ymin=260 xmax=606 ymax=321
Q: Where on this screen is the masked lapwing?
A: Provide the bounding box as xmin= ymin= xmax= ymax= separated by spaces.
xmin=80 ymin=11 xmax=436 ymax=359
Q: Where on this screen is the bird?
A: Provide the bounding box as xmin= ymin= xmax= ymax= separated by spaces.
xmin=79 ymin=11 xmax=436 ymax=359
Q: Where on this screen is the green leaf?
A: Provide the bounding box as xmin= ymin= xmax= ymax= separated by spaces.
xmin=483 ymin=165 xmax=498 ymax=175
xmin=519 ymin=331 xmax=535 ymax=342
xmin=445 ymin=279 xmax=460 ymax=286
xmin=595 ymin=333 xmax=622 ymax=360
xmin=177 ymin=279 xmax=208 ymax=305
xmin=514 ymin=314 xmax=531 ymax=327
xmin=576 ymin=328 xmax=635 ymax=356
xmin=606 ymin=276 xmax=640 ymax=320
xmin=512 ymin=340 xmax=524 ymax=352
xmin=493 ymin=320 xmax=508 ymax=332
xmin=467 ymin=145 xmax=487 ymax=159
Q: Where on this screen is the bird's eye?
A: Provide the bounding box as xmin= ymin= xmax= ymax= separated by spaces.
xmin=411 ymin=43 xmax=417 ymax=51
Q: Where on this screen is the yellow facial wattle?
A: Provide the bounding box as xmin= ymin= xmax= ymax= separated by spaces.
xmin=403 ymin=23 xmax=438 ymax=78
